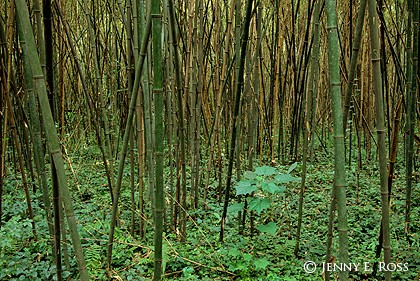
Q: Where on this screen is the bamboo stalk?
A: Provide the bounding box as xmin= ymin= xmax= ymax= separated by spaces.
xmin=368 ymin=0 xmax=391 ymax=279
xmin=106 ymin=8 xmax=152 ymax=268
xmin=15 ymin=1 xmax=89 ymax=278
xmin=325 ymin=0 xmax=349 ymax=279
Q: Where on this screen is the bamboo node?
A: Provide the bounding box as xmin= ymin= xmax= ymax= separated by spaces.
xmin=337 ymin=228 xmax=349 ymax=232
xmin=326 ymin=25 xmax=338 ymax=31
xmin=50 ymin=149 xmax=61 ymax=155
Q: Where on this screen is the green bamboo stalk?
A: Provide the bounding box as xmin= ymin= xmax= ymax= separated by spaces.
xmin=20 ymin=28 xmax=56 ymax=260
xmin=367 ymin=0 xmax=391 ymax=280
xmin=152 ymin=0 xmax=164 ymax=278
xmin=143 ymin=67 xmax=155 ymax=205
xmin=106 ymin=8 xmax=152 ymax=268
xmin=126 ymin=0 xmax=136 ymax=237
xmin=137 ymin=0 xmax=148 ymax=241
xmin=325 ymin=0 xmax=349 ymax=280
xmin=164 ymin=0 xmax=175 ymax=225
xmin=138 ymin=1 xmax=155 ymax=211
xmin=136 ymin=89 xmax=146 ymax=239
xmin=373 ymin=97 xmax=402 ymax=276
xmin=184 ymin=5 xmax=194 ymax=157
xmin=405 ymin=0 xmax=419 ymax=245
xmin=15 ymin=1 xmax=89 ymax=279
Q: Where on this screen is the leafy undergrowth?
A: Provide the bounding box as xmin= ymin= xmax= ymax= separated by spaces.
xmin=1 ymin=148 xmax=419 ymax=280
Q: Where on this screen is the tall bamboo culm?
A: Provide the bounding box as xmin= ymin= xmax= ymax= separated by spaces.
xmin=325 ymin=0 xmax=349 ymax=280
xmin=15 ymin=0 xmax=89 ymax=279
xmin=106 ymin=7 xmax=152 ymax=269
xmin=367 ymin=0 xmax=391 ymax=280
xmin=152 ymin=0 xmax=164 ymax=278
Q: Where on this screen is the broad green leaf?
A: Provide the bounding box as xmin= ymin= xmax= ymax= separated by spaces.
xmin=255 ymin=165 xmax=277 ymax=176
xmin=228 ymin=203 xmax=245 ymax=213
xmin=228 ymin=247 xmax=241 ymax=258
xmin=243 ymin=253 xmax=253 ymax=261
xmin=243 ymin=170 xmax=256 ymax=180
xmin=235 ymin=180 xmax=257 ymax=195
xmin=287 ymin=162 xmax=298 ymax=173
xmin=254 ymin=258 xmax=270 ymax=270
xmin=237 ymin=179 xmax=255 ymax=187
xmin=248 ymin=198 xmax=271 ymax=214
xmin=257 ymin=222 xmax=279 ymax=235
xmin=275 ymin=173 xmax=301 ymax=183
xmin=261 ymin=181 xmax=285 ymax=194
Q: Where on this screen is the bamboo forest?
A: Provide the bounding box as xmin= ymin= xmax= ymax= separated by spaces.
xmin=1 ymin=0 xmax=419 ymax=280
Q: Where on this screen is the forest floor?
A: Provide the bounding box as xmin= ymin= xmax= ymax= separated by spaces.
xmin=1 ymin=144 xmax=419 ymax=280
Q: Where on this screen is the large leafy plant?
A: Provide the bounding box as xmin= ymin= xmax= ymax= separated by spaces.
xmin=231 ymin=164 xmax=300 ymax=234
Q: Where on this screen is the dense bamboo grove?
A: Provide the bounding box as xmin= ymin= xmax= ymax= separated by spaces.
xmin=0 ymin=0 xmax=419 ymax=280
